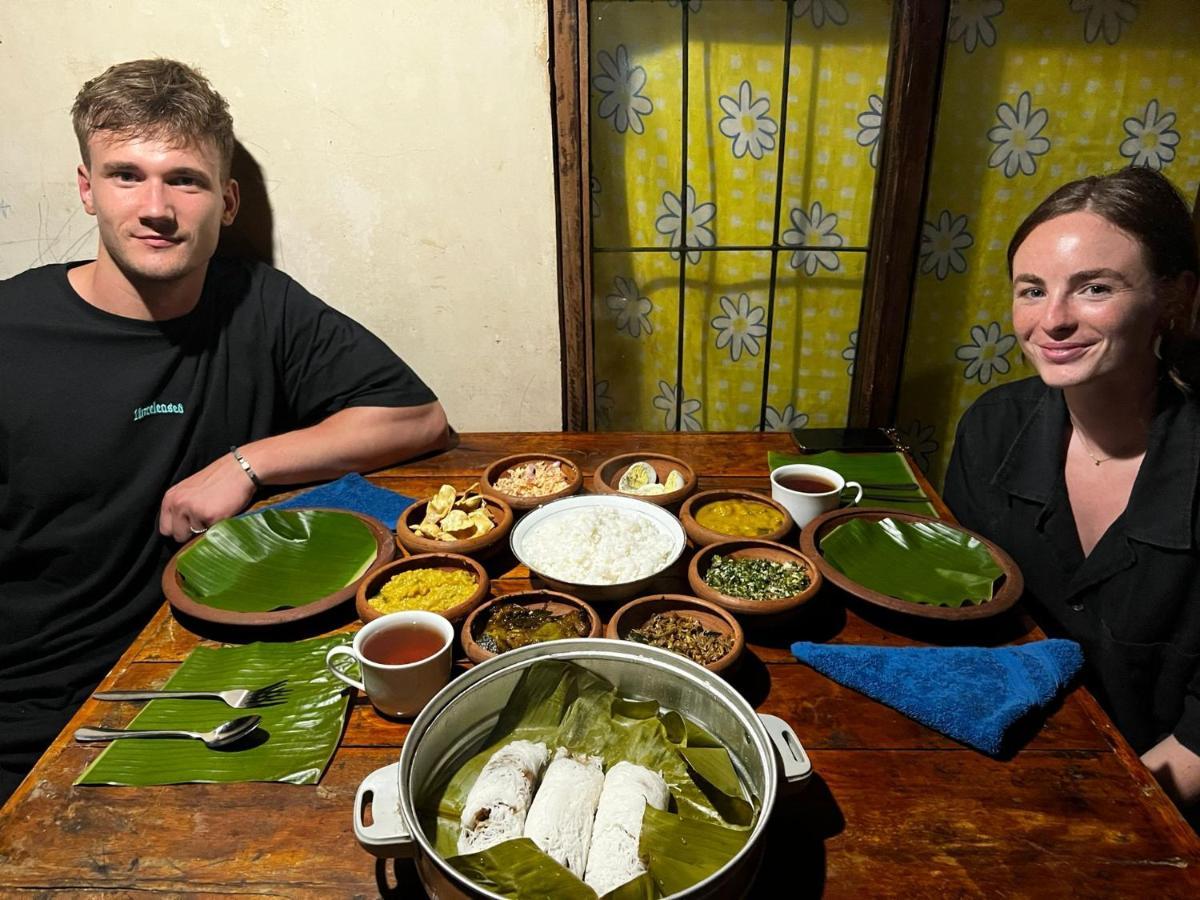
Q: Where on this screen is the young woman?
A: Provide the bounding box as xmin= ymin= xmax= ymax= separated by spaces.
xmin=944 ymin=167 xmax=1200 ymax=815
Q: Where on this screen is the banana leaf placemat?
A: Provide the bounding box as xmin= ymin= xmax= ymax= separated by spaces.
xmin=77 ymin=635 xmax=352 ymax=787
xmin=767 ymin=450 xmax=939 ymax=518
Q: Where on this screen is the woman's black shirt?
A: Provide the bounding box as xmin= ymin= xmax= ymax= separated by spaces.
xmin=944 ymin=376 xmax=1200 ymax=756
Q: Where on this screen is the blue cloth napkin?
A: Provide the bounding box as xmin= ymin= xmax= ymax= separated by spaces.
xmin=790 ymin=639 xmax=1084 ymax=756
xmin=260 ymin=473 xmax=415 ymax=530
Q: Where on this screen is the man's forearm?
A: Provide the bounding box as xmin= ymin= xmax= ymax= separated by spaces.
xmin=158 ymin=402 xmax=449 ymax=540
xmin=238 ymin=402 xmax=450 ymax=484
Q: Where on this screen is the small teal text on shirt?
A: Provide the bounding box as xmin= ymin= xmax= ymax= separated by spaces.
xmin=133 ymin=402 xmax=185 ymax=421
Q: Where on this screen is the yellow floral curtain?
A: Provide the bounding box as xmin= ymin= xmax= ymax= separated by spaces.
xmin=589 ymin=0 xmax=890 ymax=432
xmin=898 ymin=0 xmax=1200 ymax=481
xmin=588 ymin=0 xmax=1200 ymax=487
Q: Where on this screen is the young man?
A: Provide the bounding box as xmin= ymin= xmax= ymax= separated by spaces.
xmin=0 ymin=59 xmax=449 ymax=803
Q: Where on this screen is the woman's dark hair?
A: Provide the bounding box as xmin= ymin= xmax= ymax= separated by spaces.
xmin=1007 ymin=167 xmax=1200 ymax=391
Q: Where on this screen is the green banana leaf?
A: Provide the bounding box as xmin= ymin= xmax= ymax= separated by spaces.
xmin=176 ymin=508 xmax=378 ymax=612
xmin=448 ymin=840 xmax=660 ymax=900
xmin=426 ymin=660 xmax=755 ymax=899
xmin=767 ymin=450 xmax=938 ymax=518
xmin=76 ymin=635 xmax=352 ymax=786
xmin=640 ymin=806 xmax=751 ymax=898
xmin=819 ymin=517 xmax=1003 ymax=607
xmin=450 ymin=839 xmax=597 ymax=900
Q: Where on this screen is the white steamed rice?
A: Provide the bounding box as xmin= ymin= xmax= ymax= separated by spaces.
xmin=519 ymin=506 xmax=677 ymax=585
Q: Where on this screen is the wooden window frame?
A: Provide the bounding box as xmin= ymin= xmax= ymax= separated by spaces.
xmin=550 ymin=0 xmax=949 ymax=431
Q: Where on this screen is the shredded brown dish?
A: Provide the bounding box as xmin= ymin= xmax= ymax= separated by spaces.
xmin=627 ymin=612 xmax=733 ymax=665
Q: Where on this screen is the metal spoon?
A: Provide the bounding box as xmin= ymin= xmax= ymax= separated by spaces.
xmin=74 ymin=715 xmax=262 ymax=749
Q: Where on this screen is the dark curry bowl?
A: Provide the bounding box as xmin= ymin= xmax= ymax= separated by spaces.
xmin=460 ymin=590 xmax=601 ymax=664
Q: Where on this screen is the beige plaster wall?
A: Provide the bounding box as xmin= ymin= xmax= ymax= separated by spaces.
xmin=0 ymin=0 xmax=562 ymax=430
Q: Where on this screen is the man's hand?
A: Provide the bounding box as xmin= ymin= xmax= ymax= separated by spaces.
xmin=159 ymin=452 xmax=256 ymax=542
xmin=157 ymin=402 xmax=449 ymax=543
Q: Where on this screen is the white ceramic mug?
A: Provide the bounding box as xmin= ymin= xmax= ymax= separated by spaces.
xmin=769 ymin=463 xmax=864 ymax=529
xmin=325 ymin=611 xmax=454 ymax=718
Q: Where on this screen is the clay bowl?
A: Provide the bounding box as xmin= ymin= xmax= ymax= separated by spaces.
xmin=480 ymin=453 xmax=583 ymax=512
xmin=163 ymin=508 xmax=395 ymax=628
xmin=356 ymin=552 xmax=490 ymax=624
xmin=678 ymin=489 xmax=792 ymax=547
xmin=460 ymin=590 xmax=602 ymax=664
xmin=591 ymin=452 xmax=696 ymax=508
xmin=509 ymin=494 xmax=688 ymax=603
xmin=688 ymin=539 xmax=822 ymax=617
xmin=606 ymin=593 xmax=744 ymax=674
xmin=396 ymin=492 xmax=514 ymax=559
xmin=799 ymin=507 xmax=1024 ymax=621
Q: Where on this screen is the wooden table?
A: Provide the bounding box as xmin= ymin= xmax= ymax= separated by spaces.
xmin=2 ymin=433 xmax=1198 ymax=898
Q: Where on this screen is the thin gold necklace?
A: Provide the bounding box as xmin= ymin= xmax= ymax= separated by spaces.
xmin=1067 ymin=380 xmax=1157 ymax=467
xmin=1072 ymin=428 xmax=1111 ymax=466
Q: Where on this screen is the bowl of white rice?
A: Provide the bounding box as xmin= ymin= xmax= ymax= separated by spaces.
xmin=510 ymin=494 xmax=688 ymax=601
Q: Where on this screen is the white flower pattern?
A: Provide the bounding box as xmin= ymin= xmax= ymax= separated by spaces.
xmin=652 ymin=381 xmax=703 ymax=432
xmin=782 ymin=202 xmax=844 ymax=275
xmin=718 ymin=80 xmax=778 ymax=160
xmin=594 ymin=380 xmax=615 ymax=429
xmin=856 ymin=94 xmax=883 ymax=169
xmin=593 ymin=45 xmax=654 ymax=135
xmin=655 ymin=186 xmax=716 ymax=264
xmin=947 ymin=0 xmax=1004 ymax=53
xmin=793 ymin=0 xmax=848 ymax=28
xmin=920 ymin=211 xmax=974 ymax=280
xmin=895 ymin=420 xmax=939 ymax=473
xmin=842 ymin=330 xmax=858 ymax=376
xmin=710 ymin=293 xmax=768 ymax=362
xmin=1070 ymin=0 xmax=1137 ymax=45
xmin=760 ymin=405 xmax=810 ymax=432
xmin=1119 ymin=99 xmax=1179 ymax=171
xmin=605 ymin=276 xmax=653 ymax=338
xmin=955 ymin=322 xmax=1017 ymax=385
xmin=986 ymin=91 xmax=1051 ymax=177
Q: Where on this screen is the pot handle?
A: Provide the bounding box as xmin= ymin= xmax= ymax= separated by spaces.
xmin=758 ymin=713 xmax=813 ymax=785
xmin=353 ymin=761 xmax=417 ymax=858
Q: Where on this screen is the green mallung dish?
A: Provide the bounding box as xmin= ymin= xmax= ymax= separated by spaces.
xmin=175 ymin=508 xmax=379 ymax=612
xmin=420 ymin=660 xmax=755 ymax=899
xmin=819 ymin=516 xmax=1003 ymax=607
xmin=703 ymin=553 xmax=811 ymax=601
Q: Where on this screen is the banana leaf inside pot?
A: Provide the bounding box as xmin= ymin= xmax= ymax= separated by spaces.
xmin=352 ymin=639 xmax=812 ymax=899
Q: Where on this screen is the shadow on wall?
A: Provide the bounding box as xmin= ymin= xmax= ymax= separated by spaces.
xmin=217 ymin=141 xmax=274 ymax=266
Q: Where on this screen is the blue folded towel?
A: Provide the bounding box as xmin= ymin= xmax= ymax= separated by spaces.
xmin=790 ymin=639 xmax=1084 ymax=756
xmin=260 ymin=473 xmax=415 ymax=530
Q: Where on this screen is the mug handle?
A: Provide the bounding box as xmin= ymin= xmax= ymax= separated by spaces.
xmin=843 ymin=480 xmax=864 ymax=507
xmin=326 ymin=645 xmax=365 ymax=692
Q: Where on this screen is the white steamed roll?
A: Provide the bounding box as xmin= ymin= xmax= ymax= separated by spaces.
xmin=522 ymin=747 xmax=604 ymax=877
xmin=583 ymin=761 xmax=670 ymax=895
xmin=457 ymin=740 xmax=549 ymax=855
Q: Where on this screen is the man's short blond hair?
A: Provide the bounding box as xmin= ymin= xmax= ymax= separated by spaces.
xmin=71 ymin=58 xmax=235 ymax=177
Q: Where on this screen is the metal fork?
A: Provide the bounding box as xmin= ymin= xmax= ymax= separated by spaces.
xmin=93 ymin=679 xmax=288 ymax=709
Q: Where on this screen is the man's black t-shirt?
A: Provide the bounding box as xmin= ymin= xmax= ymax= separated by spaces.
xmin=0 ymin=259 xmax=436 ymax=780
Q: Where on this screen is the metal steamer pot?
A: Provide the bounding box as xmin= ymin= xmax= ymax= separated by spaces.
xmin=353 ymin=638 xmax=812 ymax=900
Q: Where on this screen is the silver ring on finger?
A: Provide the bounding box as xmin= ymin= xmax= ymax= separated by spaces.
xmin=189 ymin=525 xmax=208 ymax=535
